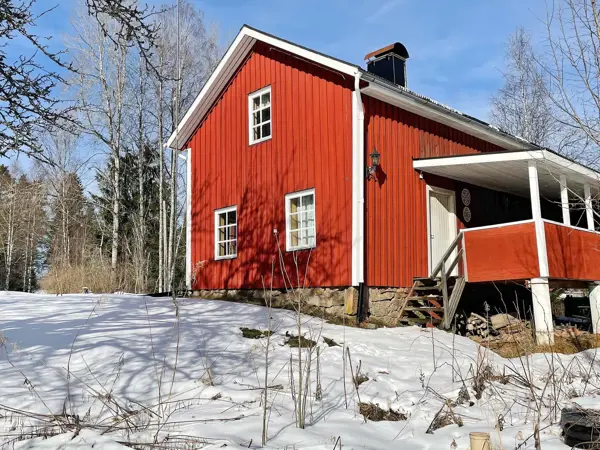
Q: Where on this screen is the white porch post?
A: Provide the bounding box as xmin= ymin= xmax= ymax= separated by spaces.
xmin=589 ymin=283 xmax=600 ymax=334
xmin=528 ymin=160 xmax=554 ymax=345
xmin=560 ymin=174 xmax=570 ymax=226
xmin=587 ymin=184 xmax=600 ymax=333
xmin=584 ymin=183 xmax=595 ymax=231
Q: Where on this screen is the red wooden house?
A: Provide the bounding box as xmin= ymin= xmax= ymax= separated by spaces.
xmin=168 ymin=26 xmax=600 ymax=345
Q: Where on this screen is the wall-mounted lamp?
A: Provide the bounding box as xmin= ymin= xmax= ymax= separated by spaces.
xmin=366 ymin=147 xmax=380 ymax=180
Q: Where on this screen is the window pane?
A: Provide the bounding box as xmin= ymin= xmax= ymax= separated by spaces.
xmin=253 ymin=126 xmax=261 ymax=141
xmin=219 ymin=227 xmax=226 ymax=242
xmin=290 ymin=212 xmax=299 ymax=231
xmin=253 ymin=111 xmax=261 ymax=126
xmin=229 ymin=241 xmax=237 ymax=255
xmin=262 ymin=122 xmax=271 ymax=138
xmin=261 ymin=93 xmax=270 ymax=106
xmin=262 ymin=107 xmax=270 ymax=122
xmin=219 ymin=213 xmax=225 ymax=227
xmin=291 ymin=230 xmax=299 ymax=247
xmin=253 ymin=96 xmax=260 ymax=110
xmin=303 ymin=194 xmax=314 ymax=209
xmin=290 ymin=198 xmax=299 ymax=213
xmin=299 ymin=212 xmax=308 ymax=228
xmin=227 ymin=210 xmax=236 ymax=225
xmin=307 ymin=208 xmax=315 ymax=227
xmin=229 ymin=225 xmax=237 ymax=240
xmin=218 ymin=243 xmax=226 ymax=256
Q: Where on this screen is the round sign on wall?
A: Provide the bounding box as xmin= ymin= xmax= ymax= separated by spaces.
xmin=463 ymin=206 xmax=472 ymax=223
xmin=461 ymin=188 xmax=471 ymax=206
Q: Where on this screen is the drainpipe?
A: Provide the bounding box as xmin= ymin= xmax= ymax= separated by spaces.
xmin=353 ymin=71 xmax=368 ymax=323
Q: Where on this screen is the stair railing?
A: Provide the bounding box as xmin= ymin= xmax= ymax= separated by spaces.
xmin=430 ymin=232 xmax=466 ymax=324
xmin=430 ymin=231 xmax=464 ymax=280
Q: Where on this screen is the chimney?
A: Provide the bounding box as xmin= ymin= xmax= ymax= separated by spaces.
xmin=365 ymin=43 xmax=409 ymax=87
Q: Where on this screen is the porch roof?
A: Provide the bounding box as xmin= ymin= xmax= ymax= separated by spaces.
xmin=413 ymin=149 xmax=600 ymax=199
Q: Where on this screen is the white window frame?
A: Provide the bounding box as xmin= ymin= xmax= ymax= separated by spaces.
xmin=285 ymin=188 xmax=316 ymax=251
xmin=248 ymin=86 xmax=272 ymax=145
xmin=214 ymin=205 xmax=238 ymax=260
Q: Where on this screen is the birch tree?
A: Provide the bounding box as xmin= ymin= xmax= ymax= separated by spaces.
xmin=0 ymin=167 xmax=46 ymax=291
xmin=491 ymin=27 xmax=581 ymax=156
xmin=152 ymin=1 xmax=220 ymax=291
xmin=70 ymin=8 xmax=131 ymax=279
xmin=543 ymin=0 xmax=600 ymax=165
xmin=36 ymin=126 xmax=94 ymax=268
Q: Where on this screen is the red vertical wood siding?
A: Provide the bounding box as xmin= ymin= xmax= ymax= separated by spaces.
xmin=545 ymin=222 xmax=600 ymax=280
xmin=363 ymin=96 xmax=504 ymax=287
xmin=463 ymin=223 xmax=539 ymax=282
xmin=189 ymin=43 xmax=354 ymax=290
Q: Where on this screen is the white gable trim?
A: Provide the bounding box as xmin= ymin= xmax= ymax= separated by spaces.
xmin=166 ymin=26 xmax=358 ymax=150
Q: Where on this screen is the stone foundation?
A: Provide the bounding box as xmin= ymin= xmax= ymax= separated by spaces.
xmin=192 ymin=286 xmax=410 ymax=326
xmin=368 ymin=287 xmax=411 ymax=326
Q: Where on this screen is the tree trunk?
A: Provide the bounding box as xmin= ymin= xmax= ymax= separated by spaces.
xmin=136 ymin=57 xmax=147 ymax=293
xmin=158 ymin=66 xmax=165 ymax=293
xmin=4 ymin=189 xmax=15 ymax=290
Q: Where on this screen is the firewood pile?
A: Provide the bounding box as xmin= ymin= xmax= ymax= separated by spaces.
xmin=456 ymin=312 xmax=528 ymax=339
xmin=554 ymin=326 xmax=587 ymax=339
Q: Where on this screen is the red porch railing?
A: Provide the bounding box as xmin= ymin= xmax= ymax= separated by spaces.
xmin=462 ymin=220 xmax=539 ymax=282
xmin=545 ymin=220 xmax=600 ymax=281
xmin=461 ymin=219 xmax=600 ymax=283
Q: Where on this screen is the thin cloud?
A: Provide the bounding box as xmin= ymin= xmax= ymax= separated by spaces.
xmin=366 ymin=0 xmax=402 ymax=24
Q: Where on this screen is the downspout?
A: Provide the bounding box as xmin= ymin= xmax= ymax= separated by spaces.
xmin=352 ymin=70 xmax=367 ymax=323
xmin=186 ymin=147 xmax=192 ymax=292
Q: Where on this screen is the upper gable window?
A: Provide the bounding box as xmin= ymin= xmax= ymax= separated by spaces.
xmin=248 ymin=86 xmax=272 ymax=144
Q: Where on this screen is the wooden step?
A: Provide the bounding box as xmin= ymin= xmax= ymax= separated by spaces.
xmin=399 ymin=317 xmax=442 ymax=325
xmin=403 ymin=307 xmax=444 ymax=312
xmin=405 ymin=296 xmax=442 ymax=301
xmin=413 ymin=277 xmax=437 ymax=286
xmin=427 ymin=298 xmax=442 ymax=308
xmin=399 ymin=275 xmax=464 ymax=329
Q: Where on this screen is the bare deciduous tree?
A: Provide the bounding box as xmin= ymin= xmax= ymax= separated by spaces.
xmin=543 ymin=0 xmax=600 ymax=165
xmin=70 ymin=6 xmax=130 ymax=277
xmin=491 ymin=27 xmax=582 ymax=157
xmin=0 ymin=0 xmax=74 ymax=161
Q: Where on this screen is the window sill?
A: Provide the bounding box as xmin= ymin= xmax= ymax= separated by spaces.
xmin=286 ymin=244 xmax=316 ymax=252
xmin=215 ymin=254 xmax=237 ymax=261
xmin=249 ymin=135 xmax=272 ymax=146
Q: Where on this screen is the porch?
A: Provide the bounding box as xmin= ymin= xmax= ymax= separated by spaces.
xmin=413 ymin=149 xmax=600 ymax=345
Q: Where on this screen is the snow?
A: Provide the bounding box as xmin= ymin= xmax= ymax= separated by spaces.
xmin=0 ymin=291 xmax=595 ymax=448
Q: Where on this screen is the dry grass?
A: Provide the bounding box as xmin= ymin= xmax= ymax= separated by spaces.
xmin=39 ymin=264 xmax=132 ymax=294
xmin=239 ymin=327 xmax=272 ymax=339
xmin=479 ymin=332 xmax=600 ymax=358
xmin=284 ymin=335 xmax=316 ymax=348
xmin=359 ymin=402 xmax=407 ymax=422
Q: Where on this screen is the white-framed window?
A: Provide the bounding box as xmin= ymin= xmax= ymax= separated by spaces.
xmin=285 ymin=189 xmax=316 ymax=251
xmin=248 ymin=86 xmax=271 ymax=144
xmin=214 ymin=206 xmax=237 ymax=260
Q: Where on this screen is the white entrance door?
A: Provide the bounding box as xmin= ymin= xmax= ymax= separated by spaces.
xmin=428 ymin=188 xmax=457 ymax=276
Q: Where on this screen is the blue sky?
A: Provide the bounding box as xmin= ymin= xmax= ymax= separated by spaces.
xmin=196 ymin=0 xmax=549 ymax=120
xmin=25 ymin=0 xmax=550 ymax=123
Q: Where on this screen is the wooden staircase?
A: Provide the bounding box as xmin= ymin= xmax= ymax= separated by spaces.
xmin=398 ymin=233 xmax=467 ymax=329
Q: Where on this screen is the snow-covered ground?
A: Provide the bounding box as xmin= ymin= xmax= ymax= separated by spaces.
xmin=0 ymin=292 xmax=597 ymax=449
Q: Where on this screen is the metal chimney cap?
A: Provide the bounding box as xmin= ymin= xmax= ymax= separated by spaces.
xmin=364 ymin=42 xmax=409 ymax=61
